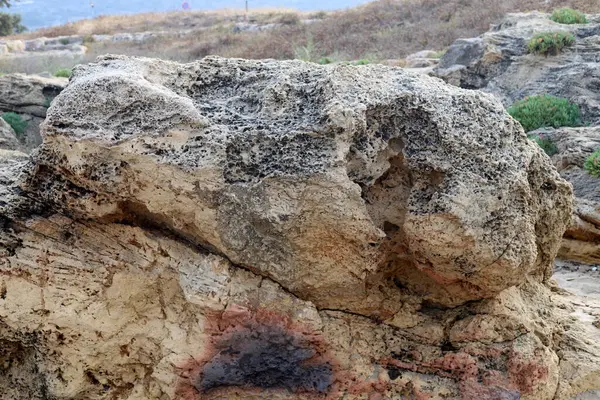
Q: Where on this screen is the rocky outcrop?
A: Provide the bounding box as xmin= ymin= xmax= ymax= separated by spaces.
xmin=432 ymin=12 xmax=600 ymax=266
xmin=530 ymin=127 xmax=600 ymax=264
xmin=0 ymin=118 xmax=21 ymax=151
xmin=0 ymin=55 xmax=598 ymax=400
xmin=0 ymin=73 xmax=68 ymax=152
xmin=0 ymin=73 xmax=67 ymax=118
xmin=433 ymin=12 xmax=600 ymax=124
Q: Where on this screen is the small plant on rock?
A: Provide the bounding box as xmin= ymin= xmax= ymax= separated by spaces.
xmin=59 ymin=37 xmax=70 ymax=45
xmin=551 ymin=8 xmax=587 ymax=25
xmin=54 ymin=68 xmax=72 ymax=78
xmin=318 ymin=57 xmax=335 ymax=65
xmin=527 ymin=134 xmax=558 ymax=156
xmin=527 ymin=32 xmax=575 ymax=56
xmin=584 ymin=149 xmax=600 ymax=177
xmin=432 ymin=49 xmax=446 ymax=59
xmin=507 ymin=95 xmax=582 ymax=132
xmin=2 ymin=112 xmax=27 ymax=140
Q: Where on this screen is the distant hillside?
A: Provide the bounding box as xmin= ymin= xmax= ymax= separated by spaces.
xmin=6 ymin=0 xmax=600 ymax=73
xmin=9 ymin=0 xmax=372 ymax=31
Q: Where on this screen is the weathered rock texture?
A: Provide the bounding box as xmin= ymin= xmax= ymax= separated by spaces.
xmin=432 ymin=12 xmax=600 ymax=266
xmin=0 ymin=118 xmax=21 ymax=151
xmin=0 ymin=55 xmax=598 ymax=400
xmin=531 ymin=127 xmax=600 ymax=264
xmin=0 ymin=73 xmax=68 ymax=152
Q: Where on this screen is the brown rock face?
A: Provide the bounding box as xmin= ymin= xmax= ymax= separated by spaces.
xmin=0 ymin=56 xmax=597 ymax=400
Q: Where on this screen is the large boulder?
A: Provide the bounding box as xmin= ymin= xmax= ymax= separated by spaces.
xmin=36 ymin=55 xmax=572 ymax=310
xmin=1 ymin=56 xmax=597 ymax=400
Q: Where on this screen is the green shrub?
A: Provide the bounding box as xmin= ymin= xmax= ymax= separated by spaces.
xmin=353 ymin=59 xmax=371 ymax=65
xmin=527 ymin=31 xmax=575 ymax=56
xmin=432 ymin=49 xmax=447 ymax=59
xmin=507 ymin=95 xmax=582 ymax=132
xmin=54 ymin=68 xmax=72 ymax=78
xmin=584 ymin=149 xmax=600 ymax=177
xmin=59 ymin=37 xmax=70 ymax=45
xmin=551 ymin=8 xmax=587 ymax=24
xmin=0 ymin=12 xmax=27 ymax=36
xmin=527 ymin=134 xmax=558 ymax=156
xmin=318 ymin=57 xmax=335 ymax=65
xmin=2 ymin=112 xmax=27 ymax=140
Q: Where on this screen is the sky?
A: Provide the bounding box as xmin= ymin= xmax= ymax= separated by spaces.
xmin=7 ymin=0 xmax=373 ymax=31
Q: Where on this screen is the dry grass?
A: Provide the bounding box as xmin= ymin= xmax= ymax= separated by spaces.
xmin=88 ymin=0 xmax=600 ymax=62
xmin=6 ymin=0 xmax=600 ymax=74
xmin=11 ymin=8 xmax=319 ymax=39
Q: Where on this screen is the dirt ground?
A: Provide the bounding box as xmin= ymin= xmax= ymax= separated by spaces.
xmin=554 ymin=260 xmax=600 ymax=298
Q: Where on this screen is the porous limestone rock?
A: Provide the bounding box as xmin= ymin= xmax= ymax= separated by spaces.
xmin=1 ymin=56 xmax=597 ymax=400
xmin=37 ymin=55 xmax=572 ymax=311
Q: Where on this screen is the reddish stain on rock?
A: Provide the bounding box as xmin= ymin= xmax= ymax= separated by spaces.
xmin=507 ymin=349 xmax=549 ymax=394
xmin=382 ymin=344 xmax=548 ymax=400
xmin=174 ymin=305 xmax=338 ymax=399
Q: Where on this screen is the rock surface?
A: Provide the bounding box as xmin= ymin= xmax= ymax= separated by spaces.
xmin=0 ymin=73 xmax=68 ymax=152
xmin=432 ymin=12 xmax=600 ymax=266
xmin=0 ymin=73 xmax=67 ymax=118
xmin=0 ymin=118 xmax=21 ymax=151
xmin=531 ymin=127 xmax=600 ymax=264
xmin=0 ymin=55 xmax=597 ymax=400
xmin=433 ymin=12 xmax=600 ymax=124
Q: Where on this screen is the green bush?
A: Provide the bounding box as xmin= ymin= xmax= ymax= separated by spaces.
xmin=551 ymin=8 xmax=587 ymax=24
xmin=0 ymin=12 xmax=26 ymax=36
xmin=507 ymin=95 xmax=582 ymax=132
xmin=432 ymin=49 xmax=447 ymax=59
xmin=584 ymin=149 xmax=600 ymax=177
xmin=2 ymin=112 xmax=27 ymax=140
xmin=527 ymin=31 xmax=575 ymax=56
xmin=527 ymin=134 xmax=558 ymax=156
xmin=59 ymin=37 xmax=70 ymax=45
xmin=54 ymin=68 xmax=72 ymax=78
xmin=318 ymin=57 xmax=335 ymax=65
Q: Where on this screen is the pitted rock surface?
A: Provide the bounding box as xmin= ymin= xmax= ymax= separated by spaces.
xmin=1 ymin=56 xmax=598 ymax=400
xmin=432 ymin=12 xmax=600 ymax=267
xmin=36 ymin=55 xmax=572 ymax=311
